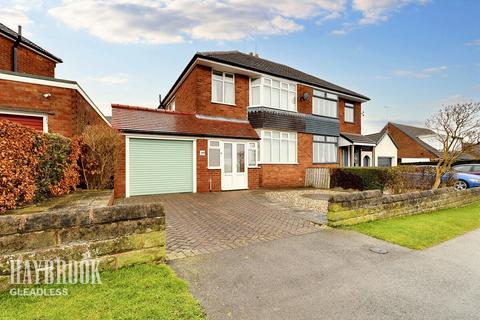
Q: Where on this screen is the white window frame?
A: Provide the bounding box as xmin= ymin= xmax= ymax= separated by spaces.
xmin=312 ymin=89 xmax=338 ymax=118
xmin=0 ymin=108 xmax=48 ymax=132
xmin=249 ymin=76 xmax=297 ymax=112
xmin=313 ymin=135 xmax=339 ymax=164
xmin=247 ymin=142 xmax=259 ymax=168
xmin=259 ymin=130 xmax=297 ymax=164
xmin=208 ymin=140 xmax=221 ymax=169
xmin=211 ymin=70 xmax=235 ymax=106
xmin=344 ymin=102 xmax=355 ymax=123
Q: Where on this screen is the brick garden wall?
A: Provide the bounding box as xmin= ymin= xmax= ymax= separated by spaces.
xmin=0 ymin=203 xmax=165 ymax=290
xmin=327 ymin=187 xmax=480 ymax=226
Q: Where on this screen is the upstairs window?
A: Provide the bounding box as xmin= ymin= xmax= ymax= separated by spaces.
xmin=313 ymin=90 xmax=338 ymax=118
xmin=212 ymin=70 xmax=235 ymax=105
xmin=250 ymin=77 xmax=296 ymax=111
xmin=344 ymin=102 xmax=355 ymax=123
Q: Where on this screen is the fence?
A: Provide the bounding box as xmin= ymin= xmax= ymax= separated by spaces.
xmin=305 ymin=168 xmax=330 ymax=189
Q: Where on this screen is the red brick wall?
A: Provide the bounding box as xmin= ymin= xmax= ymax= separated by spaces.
xmin=248 ymin=168 xmax=260 ymax=189
xmin=0 ymin=36 xmax=56 ymax=77
xmin=259 ymin=133 xmax=338 ymax=188
xmin=386 ymin=123 xmax=437 ymax=160
xmin=196 ymin=139 xmax=222 ymax=192
xmin=114 ymin=135 xmax=126 ymax=198
xmin=339 ymin=99 xmax=362 ymax=134
xmin=0 ymin=79 xmax=107 ymax=137
xmin=174 ymin=65 xmax=249 ymax=120
xmin=297 ymin=84 xmax=313 ymax=114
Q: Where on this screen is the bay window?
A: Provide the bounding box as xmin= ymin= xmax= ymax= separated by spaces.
xmin=259 ymin=130 xmax=297 ymax=164
xmin=212 ymin=70 xmax=235 ymax=105
xmin=313 ymin=135 xmax=338 ymax=163
xmin=344 ymin=102 xmax=355 ymax=123
xmin=250 ymin=77 xmax=296 ymax=111
xmin=313 ymin=89 xmax=338 ymax=118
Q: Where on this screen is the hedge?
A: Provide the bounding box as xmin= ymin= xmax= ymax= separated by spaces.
xmin=330 ymin=168 xmax=387 ymax=191
xmin=0 ymin=120 xmax=81 ymax=212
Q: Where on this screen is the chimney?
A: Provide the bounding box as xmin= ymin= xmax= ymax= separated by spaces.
xmin=254 ymin=53 xmax=259 ymax=58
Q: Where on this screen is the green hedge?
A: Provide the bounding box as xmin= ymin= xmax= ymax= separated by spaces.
xmin=330 ymin=168 xmax=387 ymax=191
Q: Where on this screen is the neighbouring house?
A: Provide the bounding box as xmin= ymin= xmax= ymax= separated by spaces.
xmin=365 ymin=131 xmax=398 ymax=167
xmin=0 ymin=23 xmax=109 ymax=135
xmin=113 ymin=50 xmax=373 ymax=198
xmin=383 ymin=122 xmax=441 ymax=164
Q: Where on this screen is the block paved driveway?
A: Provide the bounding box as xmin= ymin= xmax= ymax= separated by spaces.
xmin=120 ymin=190 xmax=321 ymax=260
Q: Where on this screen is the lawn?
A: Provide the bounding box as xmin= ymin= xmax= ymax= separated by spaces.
xmin=345 ymin=201 xmax=480 ymax=249
xmin=0 ymin=263 xmax=205 ymax=320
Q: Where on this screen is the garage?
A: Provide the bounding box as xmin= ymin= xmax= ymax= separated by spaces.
xmin=0 ymin=112 xmax=46 ymax=132
xmin=378 ymin=157 xmax=393 ymax=167
xmin=128 ymin=137 xmax=194 ymax=197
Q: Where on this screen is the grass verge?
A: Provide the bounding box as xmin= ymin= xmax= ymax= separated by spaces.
xmin=0 ymin=263 xmax=205 ymax=320
xmin=344 ymin=201 xmax=480 ymax=249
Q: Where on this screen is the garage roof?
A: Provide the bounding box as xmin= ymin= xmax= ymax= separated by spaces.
xmin=112 ymin=104 xmax=260 ymax=140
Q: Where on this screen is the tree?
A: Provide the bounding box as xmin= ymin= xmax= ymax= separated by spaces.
xmin=426 ymin=102 xmax=480 ymax=190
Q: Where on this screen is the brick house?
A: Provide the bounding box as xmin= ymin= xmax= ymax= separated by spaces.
xmin=113 ymin=51 xmax=376 ymax=198
xmin=0 ymin=23 xmax=109 ymax=135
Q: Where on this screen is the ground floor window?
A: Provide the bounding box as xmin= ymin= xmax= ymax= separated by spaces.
xmin=248 ymin=142 xmax=258 ymax=167
xmin=313 ymin=135 xmax=338 ymax=163
xmin=259 ymin=130 xmax=297 ymax=164
xmin=208 ymin=140 xmax=221 ymax=168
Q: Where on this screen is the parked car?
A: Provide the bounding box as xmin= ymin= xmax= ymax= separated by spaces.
xmin=442 ymin=171 xmax=480 ymax=190
xmin=453 ymin=164 xmax=480 ymax=176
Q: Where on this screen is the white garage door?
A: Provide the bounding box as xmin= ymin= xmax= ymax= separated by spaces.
xmin=128 ymin=138 xmax=194 ymax=196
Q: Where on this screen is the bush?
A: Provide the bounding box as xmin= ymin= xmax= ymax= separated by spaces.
xmin=0 ymin=120 xmax=44 ymax=212
xmin=80 ymin=125 xmax=121 ymax=189
xmin=0 ymin=120 xmax=81 ymax=212
xmin=384 ymin=166 xmax=435 ymax=194
xmin=36 ymin=134 xmax=81 ymax=201
xmin=330 ymin=168 xmax=387 ymax=191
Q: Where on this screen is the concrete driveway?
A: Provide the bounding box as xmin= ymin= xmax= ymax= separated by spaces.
xmin=171 ymin=228 xmax=480 ymax=320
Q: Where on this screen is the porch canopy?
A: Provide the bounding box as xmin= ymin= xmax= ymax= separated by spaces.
xmin=339 ymin=133 xmax=376 ymax=167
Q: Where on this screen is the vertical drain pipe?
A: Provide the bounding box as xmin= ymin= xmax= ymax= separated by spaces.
xmin=12 ymin=25 xmax=22 ymax=72
xmin=209 ymin=177 xmax=212 ymax=192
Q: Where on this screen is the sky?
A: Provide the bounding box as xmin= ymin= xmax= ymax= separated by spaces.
xmin=0 ymin=0 xmax=479 ymax=134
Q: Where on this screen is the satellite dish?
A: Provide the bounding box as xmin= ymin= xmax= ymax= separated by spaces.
xmin=301 ymin=92 xmax=310 ymax=101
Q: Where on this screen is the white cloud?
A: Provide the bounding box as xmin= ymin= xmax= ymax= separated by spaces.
xmin=466 ymin=39 xmax=480 ymax=47
xmin=48 ymin=0 xmax=347 ymax=44
xmin=353 ymin=0 xmax=429 ymax=25
xmin=0 ymin=8 xmax=31 ymax=30
xmin=393 ymin=65 xmax=448 ymax=79
xmin=92 ymin=73 xmax=129 ymax=85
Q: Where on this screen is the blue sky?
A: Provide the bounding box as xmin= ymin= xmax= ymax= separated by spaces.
xmin=1 ymin=0 xmax=479 ymax=133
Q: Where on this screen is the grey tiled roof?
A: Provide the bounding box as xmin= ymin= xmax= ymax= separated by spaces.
xmin=365 ymin=132 xmax=384 ymax=143
xmin=197 ymin=51 xmax=369 ymax=101
xmin=341 ymin=133 xmax=376 ymax=145
xmin=0 ymin=23 xmax=62 ymax=63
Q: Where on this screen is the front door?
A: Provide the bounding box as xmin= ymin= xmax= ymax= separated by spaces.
xmin=222 ymin=142 xmax=248 ymax=190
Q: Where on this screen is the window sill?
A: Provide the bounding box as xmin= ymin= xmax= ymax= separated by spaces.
xmin=211 ymin=101 xmax=236 ymax=107
xmin=259 ymin=162 xmax=299 ymax=165
xmin=313 ymin=162 xmax=339 ymax=165
xmin=344 ymin=121 xmax=355 ymax=124
xmin=207 ymin=167 xmax=221 ymax=170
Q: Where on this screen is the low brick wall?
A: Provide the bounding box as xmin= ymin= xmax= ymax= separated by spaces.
xmin=328 ymin=187 xmax=480 ymax=226
xmin=0 ymin=203 xmax=165 ymax=290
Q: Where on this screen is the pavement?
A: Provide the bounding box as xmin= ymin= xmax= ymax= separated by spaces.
xmin=171 ymin=228 xmax=480 ymax=320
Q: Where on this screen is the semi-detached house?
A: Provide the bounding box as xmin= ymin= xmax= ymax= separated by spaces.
xmin=113 ymin=51 xmax=375 ymax=198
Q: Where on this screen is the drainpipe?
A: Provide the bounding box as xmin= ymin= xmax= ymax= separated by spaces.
xmin=12 ymin=25 xmax=22 ymax=72
xmin=209 ymin=177 xmax=212 ymax=192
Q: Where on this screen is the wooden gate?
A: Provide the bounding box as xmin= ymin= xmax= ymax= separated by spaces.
xmin=305 ymin=168 xmax=331 ymax=189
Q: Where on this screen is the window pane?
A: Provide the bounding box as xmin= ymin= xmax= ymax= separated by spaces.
xmin=237 ymin=144 xmax=245 ymax=173
xmin=209 ymin=141 xmax=220 ymax=147
xmin=272 ymin=131 xmax=280 ymax=139
xmin=224 ymin=82 xmax=234 ymax=104
xmin=248 ymin=149 xmax=256 ymax=166
xmin=213 ymin=79 xmax=223 ymax=102
xmin=326 ymin=93 xmax=338 ymax=100
xmin=224 ymin=143 xmax=232 ymax=173
xmin=272 ymin=88 xmax=280 ymax=108
xmin=209 ymin=148 xmax=220 ymax=167
xmin=213 ymin=71 xmax=223 ymax=79
xmin=345 ymin=106 xmax=354 ymax=122
xmin=272 ymin=139 xmax=280 ymax=162
xmin=313 ymin=89 xmax=324 ymax=97
xmin=289 ymin=140 xmax=296 ymax=162
xmin=281 ymin=83 xmax=288 ymax=89
xmin=252 ymin=86 xmax=260 ymax=105
xmin=288 ymin=91 xmax=296 ymax=111
xmin=289 ymin=84 xmax=295 ymax=91
xmin=281 ymin=90 xmax=288 ymax=109
xmin=264 ymin=131 xmax=272 ymax=138
xmin=251 ymin=78 xmax=261 ymax=85
xmin=264 ymin=86 xmax=271 ymax=106
xmin=280 ymin=139 xmax=288 ymax=162
xmin=264 ymin=78 xmax=271 ymax=86
xmin=263 ymin=138 xmax=271 ymax=162
xmin=225 ymin=73 xmax=234 ymax=81
xmin=272 ymin=80 xmax=280 ymax=88
xmin=281 ymin=132 xmax=289 ymax=139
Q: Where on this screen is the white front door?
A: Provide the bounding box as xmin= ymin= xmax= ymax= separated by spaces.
xmin=222 ymin=142 xmax=248 ymax=190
